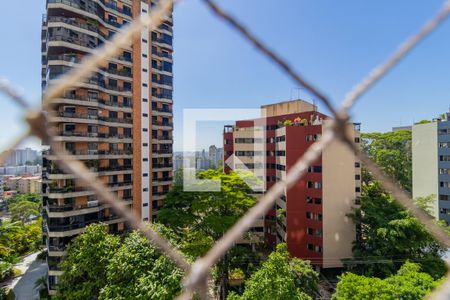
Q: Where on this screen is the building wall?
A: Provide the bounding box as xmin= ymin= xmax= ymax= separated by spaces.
xmin=261 ymin=100 xmax=316 ymax=118
xmin=283 ymin=125 xmax=323 ymax=265
xmin=412 ymin=122 xmax=439 ymax=218
xmin=437 ymin=121 xmax=450 ymax=222
xmin=322 ymin=122 xmax=359 ymax=268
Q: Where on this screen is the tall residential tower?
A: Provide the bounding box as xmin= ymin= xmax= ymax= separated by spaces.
xmin=224 ymin=100 xmax=361 ymax=268
xmin=41 ymin=0 xmax=173 ymax=293
xmin=413 ymin=110 xmax=450 ymax=223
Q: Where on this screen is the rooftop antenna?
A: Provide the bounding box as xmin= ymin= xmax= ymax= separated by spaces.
xmin=290 ymin=87 xmax=303 ymax=100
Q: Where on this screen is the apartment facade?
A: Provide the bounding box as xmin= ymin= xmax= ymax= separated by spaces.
xmin=41 ymin=0 xmax=173 ymax=292
xmin=413 ymin=111 xmax=450 ymax=223
xmin=224 ymin=100 xmax=361 ymax=268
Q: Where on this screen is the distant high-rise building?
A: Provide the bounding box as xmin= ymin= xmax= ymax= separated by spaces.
xmin=41 ymin=0 xmax=174 ymax=293
xmin=413 ymin=110 xmax=450 ymax=223
xmin=2 ymin=148 xmax=39 ymax=166
xmin=208 ymin=145 xmax=223 ymax=168
xmin=196 ymin=149 xmax=211 ymax=170
xmin=224 ymin=99 xmax=361 ymax=268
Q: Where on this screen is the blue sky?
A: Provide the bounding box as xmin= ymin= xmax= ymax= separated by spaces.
xmin=1 ymin=0 xmax=450 ymax=151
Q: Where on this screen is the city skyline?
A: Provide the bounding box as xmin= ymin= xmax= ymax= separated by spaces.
xmin=2 ymin=1 xmax=450 ymax=152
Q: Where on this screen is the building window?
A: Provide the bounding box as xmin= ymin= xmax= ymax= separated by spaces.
xmin=307 ymin=181 xmax=322 ymax=189
xmin=143 ymin=173 xmax=148 ymax=177
xmin=143 ymin=113 xmax=148 ymax=117
xmin=143 ymin=158 xmax=148 ymax=162
xmin=355 ymin=174 xmax=361 ymax=180
xmin=308 ymin=166 xmax=322 ymax=173
xmin=142 ymin=38 xmax=148 ymax=43
xmin=440 ymin=195 xmax=449 ymax=201
xmin=354 ymin=137 xmax=360 ymax=143
xmin=355 ymin=162 xmax=361 ymax=168
xmin=143 ymin=128 xmax=148 ymax=132
xmin=143 ymin=143 xmax=148 ymax=147
xmin=314 ymin=198 xmax=322 ymax=204
xmin=143 ymin=83 xmax=148 ymax=87
xmin=356 ymin=187 xmax=361 ymax=193
xmin=441 ymin=182 xmax=450 ymax=188
xmin=143 ymin=203 xmax=148 ymax=207
xmin=143 ymin=188 xmax=148 ymax=192
xmin=306 ymin=134 xmax=321 ymax=141
xmin=306 ymin=197 xmax=313 ymax=204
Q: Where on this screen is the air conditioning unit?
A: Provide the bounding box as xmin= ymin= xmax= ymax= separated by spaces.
xmin=87 ymin=200 xmax=98 ymax=208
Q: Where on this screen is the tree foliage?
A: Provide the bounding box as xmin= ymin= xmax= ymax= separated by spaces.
xmin=99 ymin=231 xmax=183 ymax=300
xmin=227 ymin=244 xmax=318 ymax=300
xmin=333 ymin=261 xmax=441 ymax=300
xmin=57 ymin=224 xmax=183 ymax=300
xmin=7 ymin=193 xmax=41 ymax=206
xmin=9 ymin=200 xmax=39 ymax=224
xmin=414 ymin=194 xmax=435 ymax=216
xmin=0 ymin=218 xmax=41 ymax=263
xmin=345 ymin=182 xmax=445 ymax=278
xmin=56 ymin=224 xmax=121 ymax=300
xmin=158 ymin=170 xmax=257 ymax=254
xmin=361 ymin=130 xmax=412 ymax=191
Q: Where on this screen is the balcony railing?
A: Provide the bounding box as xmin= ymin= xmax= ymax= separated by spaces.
xmin=154 ymin=177 xmax=173 ymax=182
xmin=59 ymin=93 xmax=133 ymax=108
xmin=44 ymin=149 xmax=133 ymax=156
xmin=153 ymin=149 xmax=172 ymax=154
xmin=56 ymin=131 xmax=133 ymax=139
xmin=152 ymin=121 xmax=173 ymax=127
xmin=47 ymin=216 xmax=120 ymax=232
xmin=55 ymin=111 xmax=133 ymax=124
xmin=153 ymin=163 xmax=173 ymax=169
xmin=153 ymin=107 xmax=173 ymax=113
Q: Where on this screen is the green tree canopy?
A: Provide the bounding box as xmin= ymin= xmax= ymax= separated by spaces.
xmin=99 ymin=231 xmax=183 ymax=300
xmin=57 ymin=224 xmax=184 ymax=300
xmin=56 ymin=224 xmax=121 ymax=300
xmin=333 ymin=261 xmax=441 ymax=300
xmin=8 ymin=193 xmax=41 ymax=206
xmin=9 ymin=200 xmax=39 ymax=224
xmin=361 ymin=130 xmax=412 ymax=191
xmin=158 ymin=170 xmax=257 ymax=252
xmin=345 ymin=182 xmax=445 ymax=278
xmin=227 ymin=244 xmax=319 ymax=300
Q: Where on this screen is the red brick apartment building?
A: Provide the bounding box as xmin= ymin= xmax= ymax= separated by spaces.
xmin=224 ymin=100 xmax=361 ymax=268
xmin=41 ymin=0 xmax=173 ymax=292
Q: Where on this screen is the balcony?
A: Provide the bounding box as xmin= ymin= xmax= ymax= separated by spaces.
xmin=47 ymin=0 xmax=97 ymax=15
xmin=47 ymin=16 xmax=104 ymax=37
xmin=47 ymin=0 xmax=129 ymax=29
xmin=47 ymin=54 xmax=132 ymax=78
xmin=46 ymin=181 xmax=133 ymax=198
xmin=152 ymin=50 xmax=173 ymax=59
xmin=153 ymin=163 xmax=173 ymax=169
xmin=98 ymin=0 xmax=132 ymax=18
xmin=44 ymin=149 xmax=133 ymax=160
xmin=153 ymin=177 xmax=173 ymax=185
xmin=152 ymin=121 xmax=173 ymax=128
xmin=55 ymin=131 xmax=132 ymax=139
xmin=154 ymin=106 xmax=172 ymax=113
xmin=55 ymin=93 xmax=132 ymax=109
xmin=52 ymin=111 xmax=132 ymax=124
xmin=47 ymin=215 xmax=121 ymax=232
xmin=153 ymin=149 xmax=172 ymax=154
xmin=47 ymin=34 xmax=97 ymax=50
